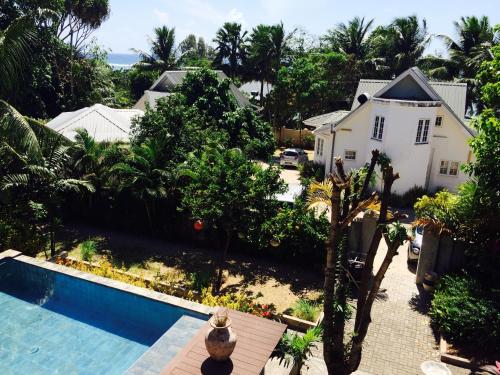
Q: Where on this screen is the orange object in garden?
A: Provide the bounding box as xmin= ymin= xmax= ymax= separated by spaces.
xmin=194 ymin=220 xmax=204 ymax=231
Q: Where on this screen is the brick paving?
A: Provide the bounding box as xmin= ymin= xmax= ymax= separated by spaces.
xmin=302 ymin=240 xmax=470 ymax=375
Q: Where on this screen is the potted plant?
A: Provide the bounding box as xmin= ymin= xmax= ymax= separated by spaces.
xmin=272 ymin=326 xmax=322 ymax=374
xmin=205 ymin=309 xmax=237 ymax=361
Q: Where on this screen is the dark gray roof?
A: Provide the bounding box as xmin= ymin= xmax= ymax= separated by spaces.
xmin=150 ymin=70 xmax=251 ymax=108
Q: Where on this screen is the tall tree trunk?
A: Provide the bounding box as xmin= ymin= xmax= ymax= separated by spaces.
xmin=349 ymin=239 xmax=401 ymax=371
xmin=144 ymin=201 xmax=153 ymax=233
xmin=214 ymin=229 xmax=232 ymax=295
xmin=349 ymin=167 xmax=399 ymax=372
xmin=323 ymin=185 xmax=345 ymax=374
xmin=260 ymin=79 xmax=265 ymax=105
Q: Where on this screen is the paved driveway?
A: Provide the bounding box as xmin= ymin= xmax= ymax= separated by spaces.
xmin=303 ymin=240 xmax=469 ymax=375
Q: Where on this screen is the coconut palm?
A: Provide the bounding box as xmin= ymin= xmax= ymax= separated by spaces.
xmin=109 ymin=139 xmax=170 ymax=232
xmin=247 ymin=23 xmax=295 ymax=103
xmin=386 ymin=15 xmax=429 ymax=75
xmin=1 ymin=145 xmax=95 ymax=256
xmin=213 ymin=22 xmax=248 ymax=78
xmin=324 ymin=17 xmax=374 ymax=59
xmin=440 ymin=16 xmax=498 ymax=78
xmin=134 ymin=26 xmax=178 ymax=72
xmin=0 ymin=17 xmax=40 ymax=157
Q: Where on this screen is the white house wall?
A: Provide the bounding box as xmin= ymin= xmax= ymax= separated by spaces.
xmin=428 ymin=108 xmax=471 ymax=192
xmin=322 ymin=100 xmax=472 ymax=194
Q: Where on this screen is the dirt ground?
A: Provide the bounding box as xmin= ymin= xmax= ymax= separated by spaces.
xmin=56 ymin=223 xmax=323 ymax=313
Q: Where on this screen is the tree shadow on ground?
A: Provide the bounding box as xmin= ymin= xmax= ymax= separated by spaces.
xmin=57 ymin=222 xmax=323 ymax=297
xmin=408 ymin=284 xmax=431 ymax=315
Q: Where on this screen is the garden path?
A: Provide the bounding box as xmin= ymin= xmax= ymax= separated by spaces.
xmin=302 ymin=239 xmax=470 ymax=375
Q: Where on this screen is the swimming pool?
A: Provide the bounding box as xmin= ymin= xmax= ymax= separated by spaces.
xmin=0 ymin=251 xmax=210 ymax=375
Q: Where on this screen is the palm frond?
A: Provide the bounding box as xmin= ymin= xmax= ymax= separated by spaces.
xmin=0 ymin=100 xmax=41 ymax=158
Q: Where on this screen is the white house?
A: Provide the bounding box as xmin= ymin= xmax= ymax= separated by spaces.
xmin=46 ymin=104 xmax=144 ymax=143
xmin=134 ymin=70 xmax=251 ymax=111
xmin=310 ymin=67 xmax=475 ymax=193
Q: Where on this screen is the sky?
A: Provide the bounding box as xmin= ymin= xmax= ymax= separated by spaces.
xmin=94 ymin=0 xmax=500 ymax=55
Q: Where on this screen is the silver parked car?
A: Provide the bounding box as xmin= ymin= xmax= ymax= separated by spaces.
xmin=279 ymin=148 xmax=308 ymax=168
xmin=407 ymin=226 xmax=423 ymax=263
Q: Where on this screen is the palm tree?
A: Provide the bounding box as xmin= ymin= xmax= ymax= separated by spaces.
xmin=440 ymin=16 xmax=498 ymax=78
xmin=213 ymin=22 xmax=248 ymax=78
xmin=109 ymin=139 xmax=170 ymax=232
xmin=386 ymin=15 xmax=429 ymax=75
xmin=324 ymin=17 xmax=374 ymax=59
xmin=438 ymin=16 xmax=498 ymax=113
xmin=0 ymin=17 xmax=40 ymax=158
xmin=247 ymin=23 xmax=295 ymax=103
xmin=134 ymin=26 xmax=178 ymax=72
xmin=1 ymin=145 xmax=95 ymax=256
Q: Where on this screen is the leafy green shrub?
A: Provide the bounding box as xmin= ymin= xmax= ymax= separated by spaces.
xmin=283 ymin=138 xmax=294 ymax=148
xmin=299 ymin=161 xmax=325 ymax=182
xmin=390 ymin=185 xmax=428 ymax=208
xmin=302 ymin=133 xmax=315 ymax=149
xmin=189 ymin=270 xmax=212 ymax=292
xmin=252 ymin=202 xmax=329 ymax=263
xmin=291 ymin=298 xmax=321 ymax=322
xmin=80 ymin=240 xmax=97 ymax=262
xmin=272 ymin=326 xmax=322 ymax=372
xmin=430 ymin=273 xmax=500 ymax=354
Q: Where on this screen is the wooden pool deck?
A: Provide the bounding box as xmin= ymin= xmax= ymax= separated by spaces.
xmin=161 ymin=309 xmax=287 ymax=375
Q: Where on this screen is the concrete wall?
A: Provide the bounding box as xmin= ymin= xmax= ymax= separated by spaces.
xmin=275 ymin=127 xmax=315 ymax=148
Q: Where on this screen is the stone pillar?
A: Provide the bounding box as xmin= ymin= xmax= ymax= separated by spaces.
xmin=416 ymin=230 xmax=440 ymax=284
xmin=348 ymin=214 xmax=364 ymax=255
xmin=361 ymin=212 xmax=378 ymax=255
xmin=435 ymin=235 xmax=454 ymax=275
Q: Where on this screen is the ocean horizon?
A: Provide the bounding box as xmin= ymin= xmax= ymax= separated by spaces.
xmin=108 ymin=53 xmax=140 ymax=70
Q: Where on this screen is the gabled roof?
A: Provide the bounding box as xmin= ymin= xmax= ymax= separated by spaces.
xmin=46 ymin=104 xmax=144 ymax=142
xmin=150 ymin=70 xmax=251 ymax=108
xmin=312 ymin=67 xmax=474 ymax=137
xmin=133 ymin=90 xmax=171 ymax=111
xmin=351 ymin=68 xmax=468 ymax=120
xmin=304 ymin=110 xmax=350 ymax=129
xmin=239 ymin=80 xmax=273 ymax=98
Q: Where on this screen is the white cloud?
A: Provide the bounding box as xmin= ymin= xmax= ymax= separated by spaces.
xmin=154 ymin=9 xmax=169 ymax=23
xmin=183 ymin=0 xmax=246 ymax=26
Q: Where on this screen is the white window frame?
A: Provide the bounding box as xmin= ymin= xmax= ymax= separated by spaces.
xmin=449 ymin=161 xmax=459 ymax=176
xmin=316 ymin=138 xmax=324 ymax=157
xmin=416 ymin=119 xmax=431 ymax=144
xmin=372 ymin=115 xmax=384 ymax=141
xmin=435 ymin=116 xmax=443 ymax=127
xmin=344 ymin=150 xmax=356 ymax=160
xmin=439 ymin=160 xmax=449 ymax=175
xmin=439 ymin=160 xmax=459 ymax=176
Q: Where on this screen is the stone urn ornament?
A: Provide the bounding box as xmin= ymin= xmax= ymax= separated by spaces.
xmin=205 ymin=309 xmax=237 ymax=361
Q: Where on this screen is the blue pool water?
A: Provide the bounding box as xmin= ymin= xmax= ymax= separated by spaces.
xmin=0 ymin=258 xmax=206 ymax=375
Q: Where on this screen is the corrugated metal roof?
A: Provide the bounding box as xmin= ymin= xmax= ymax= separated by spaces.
xmin=351 ymin=77 xmax=467 ymax=119
xmin=239 ymin=81 xmax=273 ymax=98
xmin=150 ymin=70 xmax=251 ymax=108
xmin=46 ymin=104 xmax=144 ymax=142
xmin=304 ymin=110 xmax=350 ymax=128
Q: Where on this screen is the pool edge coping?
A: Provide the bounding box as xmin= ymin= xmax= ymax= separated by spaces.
xmin=0 ymin=250 xmax=214 ymax=317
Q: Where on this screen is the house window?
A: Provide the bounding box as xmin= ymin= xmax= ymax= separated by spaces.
xmin=316 ymin=138 xmax=324 ymax=157
xmin=372 ymin=116 xmax=384 ymax=140
xmin=416 ymin=119 xmax=430 ymax=144
xmin=345 ymin=150 xmax=356 ymax=160
xmin=449 ymin=161 xmax=459 ymax=176
xmin=435 ymin=116 xmax=443 ymax=127
xmin=439 ymin=160 xmax=449 ymax=175
xmin=439 ymin=160 xmax=459 ymax=176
